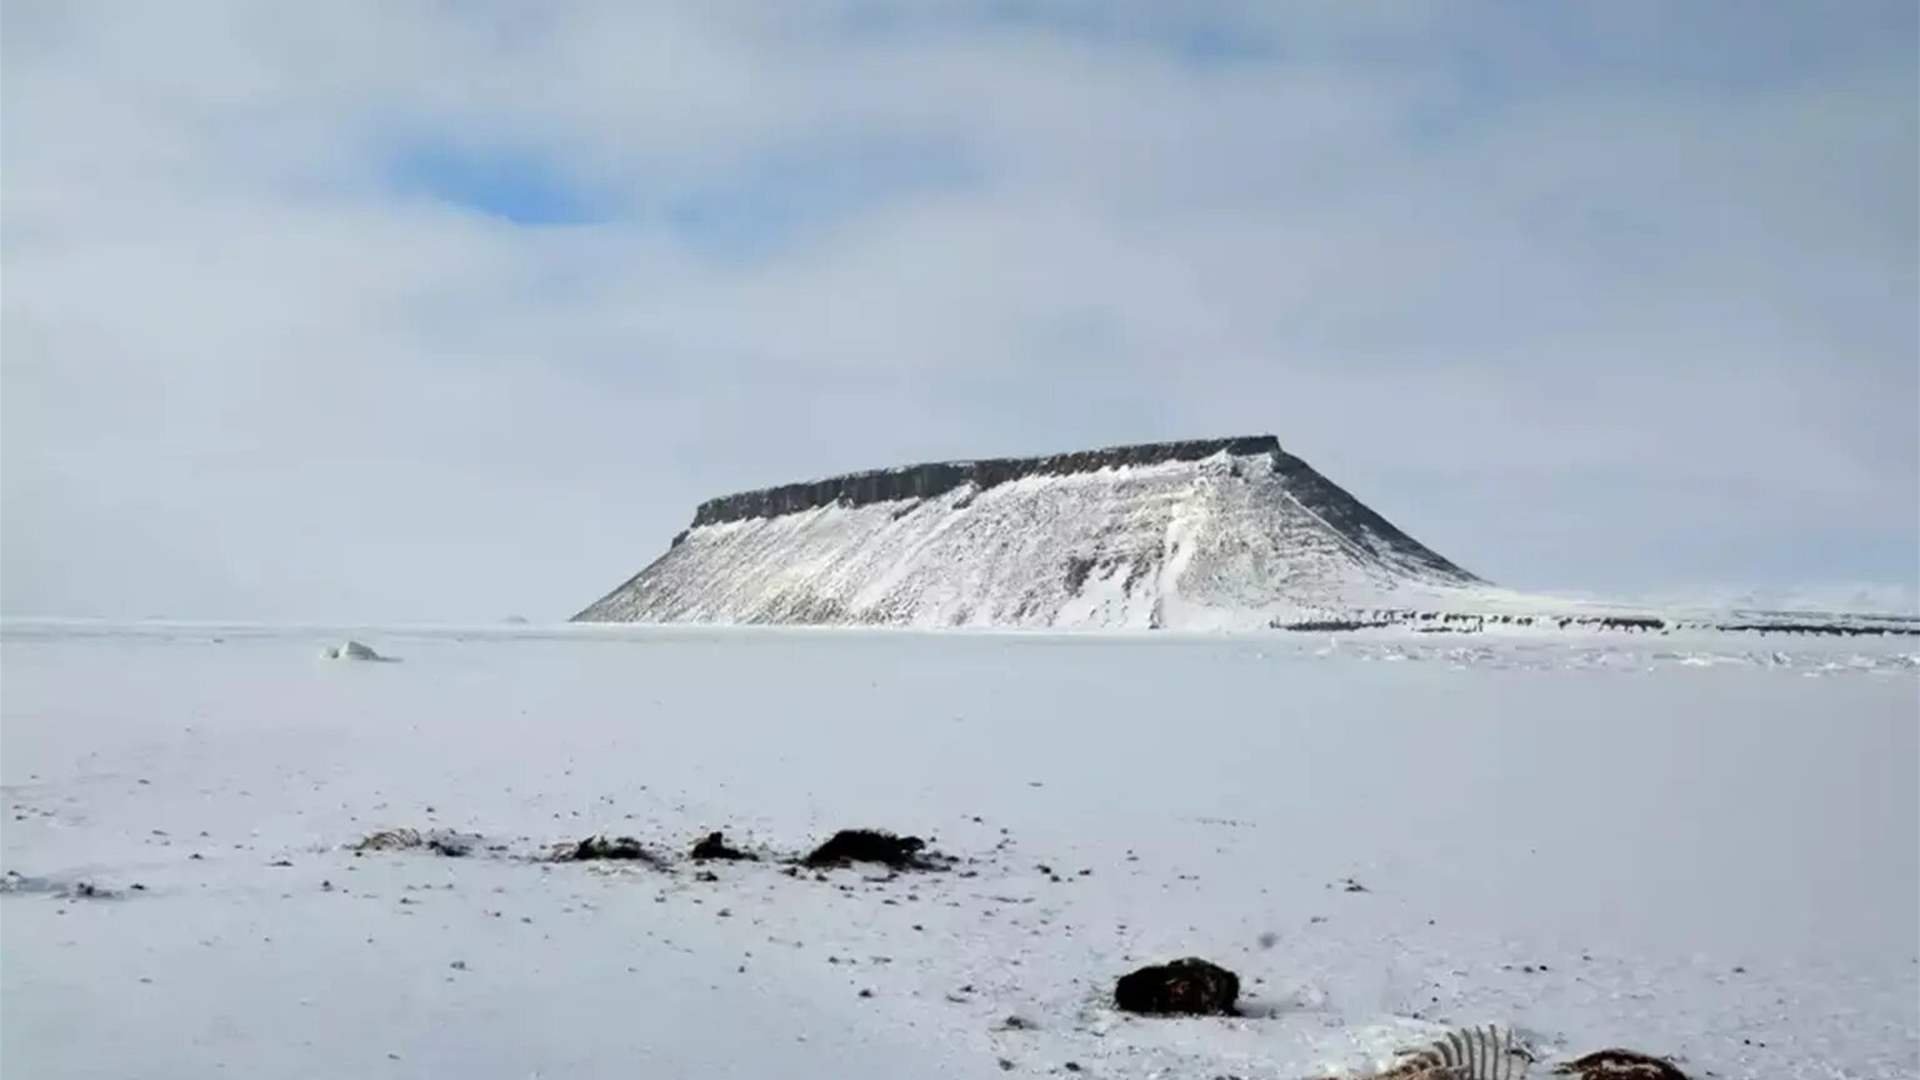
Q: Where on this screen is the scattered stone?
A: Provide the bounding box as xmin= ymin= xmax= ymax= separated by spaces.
xmin=559 ymin=836 xmax=658 ymax=863
xmin=1552 ymin=1049 xmax=1688 ymax=1079
xmin=1113 ymin=958 xmax=1240 ymax=1016
xmin=690 ymin=831 xmax=756 ymax=861
xmin=802 ymin=829 xmax=946 ymax=870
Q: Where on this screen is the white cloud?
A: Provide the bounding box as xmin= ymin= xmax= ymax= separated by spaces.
xmin=3 ymin=1 xmax=1914 ymax=619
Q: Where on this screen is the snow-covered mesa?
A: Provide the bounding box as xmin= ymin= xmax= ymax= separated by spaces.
xmin=574 ymin=436 xmax=1916 ymax=635
xmin=576 ymin=436 xmax=1493 ymax=629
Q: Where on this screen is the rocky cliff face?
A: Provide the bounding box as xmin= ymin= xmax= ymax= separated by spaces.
xmin=688 ymin=436 xmax=1283 ymax=527
xmin=575 ymin=436 xmax=1485 ymax=628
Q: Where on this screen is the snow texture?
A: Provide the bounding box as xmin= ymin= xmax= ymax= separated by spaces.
xmin=3 ymin=621 xmax=1914 ymax=1079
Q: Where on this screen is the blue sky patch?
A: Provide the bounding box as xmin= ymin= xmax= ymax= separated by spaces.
xmin=387 ymin=138 xmax=606 ymax=226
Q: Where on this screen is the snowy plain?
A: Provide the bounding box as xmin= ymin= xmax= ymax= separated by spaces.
xmin=2 ymin=621 xmax=1915 ymax=1079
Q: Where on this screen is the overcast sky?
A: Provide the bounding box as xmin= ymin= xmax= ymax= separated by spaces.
xmin=3 ymin=2 xmax=1915 ymax=621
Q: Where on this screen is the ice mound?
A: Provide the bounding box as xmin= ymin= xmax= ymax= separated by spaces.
xmin=322 ymin=640 xmax=394 ymax=662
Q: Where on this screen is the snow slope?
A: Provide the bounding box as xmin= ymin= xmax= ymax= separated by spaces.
xmin=577 ymin=437 xmax=1487 ymax=628
xmin=3 ymin=621 xmax=1915 ymax=1079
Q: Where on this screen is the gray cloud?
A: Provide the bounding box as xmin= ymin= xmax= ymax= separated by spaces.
xmin=3 ymin=2 xmax=1914 ymax=619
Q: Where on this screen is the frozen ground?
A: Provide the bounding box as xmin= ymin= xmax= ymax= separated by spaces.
xmin=2 ymin=621 xmax=1915 ymax=1079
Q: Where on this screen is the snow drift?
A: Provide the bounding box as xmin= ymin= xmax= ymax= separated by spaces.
xmin=575 ymin=436 xmax=1488 ymax=628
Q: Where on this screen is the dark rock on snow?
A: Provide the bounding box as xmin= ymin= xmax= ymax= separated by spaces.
xmin=802 ymin=829 xmax=942 ymax=870
xmin=1113 ymin=957 xmax=1241 ymax=1016
xmin=562 ymin=836 xmax=658 ymax=863
xmin=690 ymin=831 xmax=756 ymax=861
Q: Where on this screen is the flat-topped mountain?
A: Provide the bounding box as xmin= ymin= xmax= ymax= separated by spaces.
xmin=573 ymin=436 xmax=1489 ymax=629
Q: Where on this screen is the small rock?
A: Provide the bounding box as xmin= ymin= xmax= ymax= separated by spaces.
xmin=802 ymin=829 xmax=946 ymax=871
xmin=561 ymin=836 xmax=657 ymax=863
xmin=690 ymin=831 xmax=756 ymax=861
xmin=1113 ymin=958 xmax=1240 ymax=1016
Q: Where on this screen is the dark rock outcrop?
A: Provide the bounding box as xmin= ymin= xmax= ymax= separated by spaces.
xmin=689 ymin=437 xmax=1287 ymax=528
xmin=1112 ymin=957 xmax=1240 ymax=1016
xmin=801 ymin=829 xmax=941 ymax=870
